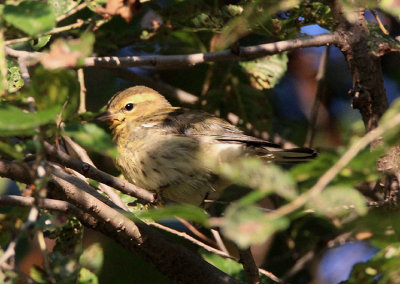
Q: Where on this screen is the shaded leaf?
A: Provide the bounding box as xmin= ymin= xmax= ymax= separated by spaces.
xmin=240 ymin=53 xmax=288 ymax=90
xmin=80 ymin=243 xmax=104 ymax=274
xmin=6 ymin=60 xmax=23 ymax=93
xmin=222 ymin=204 xmax=289 ymax=248
xmin=307 ymin=186 xmax=367 ymax=218
xmin=200 ymin=250 xmax=246 ymax=282
xmin=3 ymin=2 xmax=56 ymax=36
xmin=367 ymin=23 xmax=400 ymax=57
xmin=64 ymin=123 xmax=117 ymax=158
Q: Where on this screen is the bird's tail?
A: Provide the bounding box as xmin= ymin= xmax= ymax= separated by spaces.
xmin=264 ymin=147 xmax=318 ymax=163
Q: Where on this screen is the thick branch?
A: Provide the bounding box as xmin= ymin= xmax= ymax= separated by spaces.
xmin=0 ymin=159 xmax=35 ymax=184
xmin=43 ymin=141 xmax=156 ymax=203
xmin=48 ymin=172 xmax=239 ymax=283
xmin=330 ymin=1 xmax=388 ymax=135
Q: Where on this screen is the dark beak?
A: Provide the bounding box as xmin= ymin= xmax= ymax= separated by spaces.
xmin=95 ymin=111 xmax=115 ymax=122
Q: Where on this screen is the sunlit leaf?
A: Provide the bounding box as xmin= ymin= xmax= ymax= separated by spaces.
xmin=379 ymin=0 xmax=400 ymax=18
xmin=3 ymin=2 xmax=56 ymax=36
xmin=240 ymin=53 xmax=288 ymax=90
xmin=219 ymin=158 xmax=297 ymax=200
xmin=136 ymin=204 xmax=209 ymax=224
xmin=78 ymin=267 xmax=99 ymax=284
xmin=0 ymin=105 xmax=60 ymax=137
xmin=307 ymin=186 xmax=367 ymax=218
xmin=222 ymin=204 xmax=289 ymax=248
xmin=6 ymin=60 xmax=23 ymax=93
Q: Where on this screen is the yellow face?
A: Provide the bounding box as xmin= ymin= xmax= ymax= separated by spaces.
xmin=97 ymin=86 xmax=171 ymax=129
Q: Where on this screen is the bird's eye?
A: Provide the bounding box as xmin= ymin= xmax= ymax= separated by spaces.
xmin=124 ymin=103 xmax=134 ymax=111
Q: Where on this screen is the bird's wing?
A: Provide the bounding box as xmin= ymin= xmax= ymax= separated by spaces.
xmin=140 ymin=107 xmax=317 ymax=162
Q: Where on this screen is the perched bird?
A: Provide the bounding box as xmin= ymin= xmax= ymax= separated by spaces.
xmin=97 ymin=86 xmax=316 ymax=205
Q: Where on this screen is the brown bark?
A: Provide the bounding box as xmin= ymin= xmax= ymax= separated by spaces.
xmin=329 ymin=1 xmax=388 ymax=138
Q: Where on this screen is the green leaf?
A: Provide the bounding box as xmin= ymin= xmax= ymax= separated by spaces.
xmin=79 ymin=243 xmax=104 ymax=274
xmin=367 ymin=23 xmax=400 ymax=57
xmin=64 ymin=123 xmax=117 ymax=158
xmin=240 ymin=53 xmax=288 ymax=90
xmin=136 ymin=204 xmax=209 ymax=224
xmin=6 ymin=60 xmax=23 ymax=93
xmin=0 ymin=105 xmax=60 ymax=137
xmin=307 ymin=186 xmax=367 ymax=218
xmin=3 ymin=2 xmax=56 ymax=36
xmin=30 ymin=266 xmax=47 ymax=284
xmin=222 ymin=204 xmax=289 ymax=248
xmin=219 ymin=158 xmax=297 ymax=200
xmin=30 ymin=67 xmax=80 ymax=120
xmin=201 ymin=250 xmax=245 ymax=281
xmin=31 ymin=35 xmax=52 ymax=50
xmin=78 ymin=268 xmax=98 ymax=284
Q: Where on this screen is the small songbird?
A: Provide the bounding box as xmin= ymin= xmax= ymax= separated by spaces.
xmin=97 ymin=86 xmax=316 ymax=205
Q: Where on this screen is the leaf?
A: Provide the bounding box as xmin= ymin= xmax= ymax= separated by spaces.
xmin=240 ymin=53 xmax=288 ymax=90
xmin=379 ymin=0 xmax=400 ymax=18
xmin=78 ymin=268 xmax=99 ymax=284
xmin=222 ymin=204 xmax=289 ymax=248
xmin=0 ymin=105 xmax=60 ymax=137
xmin=0 ymin=29 xmax=6 ymax=96
xmin=136 ymin=204 xmax=209 ymax=224
xmin=219 ymin=157 xmax=297 ymax=200
xmin=367 ymin=23 xmax=400 ymax=57
xmin=200 ymin=250 xmax=246 ymax=281
xmin=79 ymin=243 xmax=104 ymax=274
xmin=307 ymin=186 xmax=367 ymax=218
xmin=64 ymin=123 xmax=117 ymax=158
xmin=29 ymin=67 xmax=80 ymax=120
xmin=41 ymin=33 xmax=95 ymax=69
xmin=6 ymin=60 xmax=23 ymax=93
xmin=31 ymin=35 xmax=52 ymax=50
xmin=3 ymin=2 xmax=56 ymax=36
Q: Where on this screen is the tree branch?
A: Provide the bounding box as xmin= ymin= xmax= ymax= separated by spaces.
xmin=42 ymin=141 xmax=156 ymax=203
xmin=48 ymin=171 xmax=240 ymax=283
xmin=329 ymin=1 xmax=388 ymax=136
xmin=5 ymin=33 xmax=338 ymax=70
xmin=84 ymin=33 xmax=338 ymax=69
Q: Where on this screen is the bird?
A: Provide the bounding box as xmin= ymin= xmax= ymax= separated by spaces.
xmin=97 ymin=86 xmax=317 ymax=205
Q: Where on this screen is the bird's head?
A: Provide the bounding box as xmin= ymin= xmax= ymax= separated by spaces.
xmin=96 ymin=86 xmax=171 ymax=130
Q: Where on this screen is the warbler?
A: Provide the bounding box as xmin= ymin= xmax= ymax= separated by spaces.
xmin=97 ymin=86 xmax=316 ymax=205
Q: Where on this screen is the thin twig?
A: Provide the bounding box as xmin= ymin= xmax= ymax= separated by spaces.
xmin=77 ymin=69 xmax=87 ymax=114
xmin=4 ymin=33 xmax=338 ymax=70
xmin=62 ymin=136 xmax=128 ymax=210
xmin=211 ymin=229 xmax=229 ymax=254
xmin=271 ymin=112 xmax=400 ymax=218
xmin=304 ymin=46 xmax=330 ymax=148
xmin=5 ymin=21 xmax=90 ymax=45
xmin=43 ymin=141 xmax=156 ymax=203
xmin=175 ymin=216 xmax=215 ymax=245
xmin=0 ymin=205 xmax=39 ymax=269
xmin=148 ymin=222 xmax=236 ymax=260
xmin=370 ymin=10 xmax=389 ymax=35
xmin=84 ymin=33 xmax=338 ymax=69
xmin=111 ymin=68 xmax=199 ymax=104
xmin=56 ymin=2 xmax=89 ymax=22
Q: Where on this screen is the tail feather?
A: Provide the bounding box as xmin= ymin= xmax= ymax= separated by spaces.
xmin=265 ymin=147 xmax=318 ymax=163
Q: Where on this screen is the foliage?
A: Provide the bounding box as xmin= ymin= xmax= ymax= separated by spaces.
xmin=1 ymin=0 xmax=400 ymax=283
